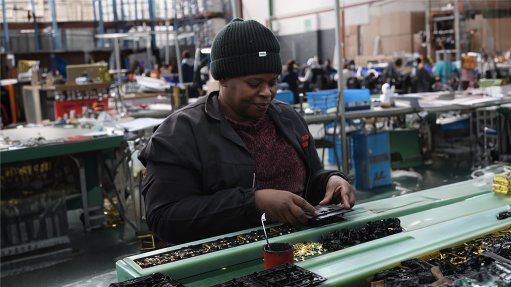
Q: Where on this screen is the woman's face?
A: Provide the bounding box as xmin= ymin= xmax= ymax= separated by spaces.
xmin=219 ymin=73 xmax=278 ymax=123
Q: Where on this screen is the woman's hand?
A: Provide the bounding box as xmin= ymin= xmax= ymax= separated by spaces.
xmin=320 ymin=175 xmax=355 ymax=208
xmin=255 ymin=189 xmax=318 ymax=226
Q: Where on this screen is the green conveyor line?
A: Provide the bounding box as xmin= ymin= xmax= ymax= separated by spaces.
xmin=300 ymin=193 xmax=511 ymax=286
xmin=115 ymin=178 xmax=510 ymax=286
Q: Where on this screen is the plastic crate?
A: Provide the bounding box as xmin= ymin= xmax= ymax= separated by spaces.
xmin=306 ymin=89 xmax=371 ymax=113
xmin=344 ymin=89 xmax=371 ymax=111
xmin=306 ymin=89 xmax=339 ymax=113
xmin=439 ymin=118 xmax=470 ymax=130
xmin=326 ymin=135 xmax=344 ymax=165
xmin=275 ymin=90 xmax=294 ymax=105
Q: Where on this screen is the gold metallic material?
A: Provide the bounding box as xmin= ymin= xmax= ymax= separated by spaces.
xmin=293 ymin=242 xmax=325 ymax=261
xmin=493 ymin=174 xmax=511 ymax=195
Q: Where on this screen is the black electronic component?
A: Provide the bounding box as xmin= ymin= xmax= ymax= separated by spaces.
xmin=135 ymin=210 xmax=349 ymax=268
xmin=211 ymin=264 xmax=326 ymax=287
xmin=371 ymin=228 xmax=511 ymax=287
xmin=320 ymin=218 xmax=403 ymax=252
xmin=497 ymin=210 xmax=511 ymax=220
xmin=134 ymin=225 xmax=299 ymax=268
xmin=305 ymin=204 xmax=351 ymax=226
xmin=109 ymin=272 xmax=184 ymax=287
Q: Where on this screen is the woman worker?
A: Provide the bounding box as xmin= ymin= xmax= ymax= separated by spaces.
xmin=139 ymin=18 xmax=355 ymax=244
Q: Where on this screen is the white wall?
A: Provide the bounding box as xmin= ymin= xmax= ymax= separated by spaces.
xmin=241 ymin=0 xmax=427 ymax=36
xmin=369 ymin=0 xmax=426 ymax=16
xmin=241 ymin=0 xmax=270 ymax=25
xmin=242 ymin=1 xmax=336 ymax=34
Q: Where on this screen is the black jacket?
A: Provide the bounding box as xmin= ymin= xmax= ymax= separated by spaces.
xmin=139 ymin=92 xmax=345 ymax=243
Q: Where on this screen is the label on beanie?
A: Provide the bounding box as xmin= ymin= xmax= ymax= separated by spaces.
xmin=259 ymin=51 xmax=267 ymax=57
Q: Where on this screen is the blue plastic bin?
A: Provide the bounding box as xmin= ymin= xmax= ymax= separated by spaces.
xmin=275 ymin=90 xmax=294 ymax=105
xmin=306 ymin=89 xmax=371 ymax=112
xmin=326 ymin=135 xmax=343 ymax=165
xmin=344 ymin=89 xmax=371 ymax=111
xmin=351 ymin=131 xmax=392 ymax=189
xmin=439 ymin=118 xmax=470 ymax=130
xmin=306 ymin=89 xmax=339 ymax=113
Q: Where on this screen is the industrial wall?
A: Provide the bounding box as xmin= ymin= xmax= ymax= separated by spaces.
xmin=242 ymin=0 xmax=427 ymax=65
xmin=242 ymin=0 xmax=511 ymax=66
xmin=2 ymin=0 xmax=510 ymax=66
xmin=466 ymin=15 xmax=511 ymax=56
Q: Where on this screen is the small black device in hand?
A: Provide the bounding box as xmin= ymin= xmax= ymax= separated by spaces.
xmin=305 ymin=204 xmax=352 ymax=226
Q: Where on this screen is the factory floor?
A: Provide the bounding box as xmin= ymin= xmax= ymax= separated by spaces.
xmin=0 ymin=159 xmax=484 ymax=287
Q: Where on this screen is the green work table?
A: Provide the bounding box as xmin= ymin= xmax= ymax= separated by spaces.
xmin=1 ymin=127 xmax=123 ymax=232
xmin=115 ymin=177 xmax=511 ymax=286
xmin=0 ymin=127 xmax=123 ymax=164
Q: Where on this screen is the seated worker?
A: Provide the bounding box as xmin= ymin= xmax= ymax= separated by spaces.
xmin=139 ymin=18 xmax=355 ymax=244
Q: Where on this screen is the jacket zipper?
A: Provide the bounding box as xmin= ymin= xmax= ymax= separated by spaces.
xmin=304 ymin=162 xmax=312 ymax=200
xmin=302 ymin=139 xmax=312 ymax=200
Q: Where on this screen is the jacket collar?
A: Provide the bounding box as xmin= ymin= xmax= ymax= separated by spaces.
xmin=204 ymin=91 xmax=223 ymax=121
xmin=204 ymin=91 xmax=248 ymax=151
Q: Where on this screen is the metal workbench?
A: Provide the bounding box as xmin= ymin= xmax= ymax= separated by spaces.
xmin=0 ymin=127 xmax=123 ymax=232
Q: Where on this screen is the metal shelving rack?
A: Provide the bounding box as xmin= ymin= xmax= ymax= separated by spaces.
xmin=0 ymin=0 xmax=228 ymax=54
xmin=431 ymin=6 xmax=465 ymax=61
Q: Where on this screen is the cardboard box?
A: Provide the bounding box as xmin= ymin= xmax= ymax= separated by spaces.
xmin=486 ymin=17 xmax=511 ymax=54
xmin=379 ymin=11 xmax=424 ymax=37
xmin=381 ymin=34 xmax=412 ymax=54
xmin=466 ymin=15 xmax=511 ymax=54
xmin=411 ymin=12 xmax=426 ymax=35
xmin=360 ymin=15 xmax=381 ymax=56
xmin=345 ymin=25 xmax=360 ymax=59
xmin=380 ymin=12 xmax=410 ymax=37
xmin=358 ymin=11 xmax=425 ymax=57
xmin=466 ymin=14 xmax=485 ymax=52
xmin=462 ymin=55 xmax=477 ymax=70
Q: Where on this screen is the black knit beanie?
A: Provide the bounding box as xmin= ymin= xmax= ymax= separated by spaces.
xmin=210 ymin=18 xmax=282 ymax=80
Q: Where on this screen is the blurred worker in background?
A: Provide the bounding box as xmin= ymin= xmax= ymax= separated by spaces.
xmin=434 ymin=53 xmax=459 ymax=91
xmin=181 ymin=50 xmax=195 ymax=83
xmin=280 ymin=59 xmax=300 ymax=104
